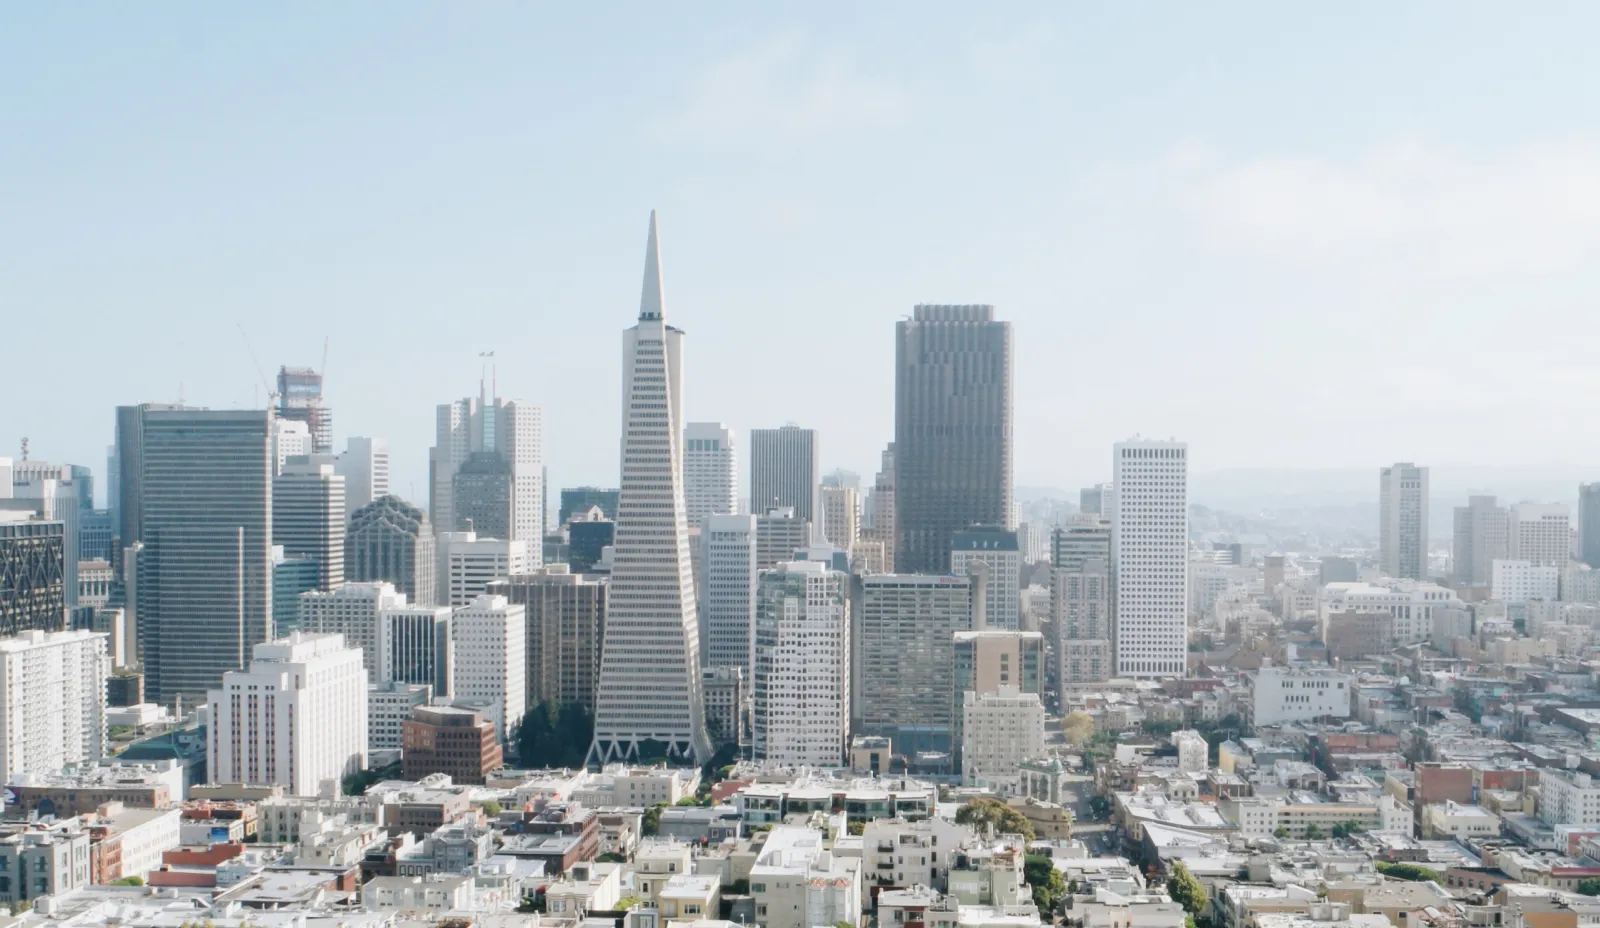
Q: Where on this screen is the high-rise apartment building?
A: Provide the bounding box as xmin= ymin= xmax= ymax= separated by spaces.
xmin=379 ymin=604 xmax=453 ymax=696
xmin=752 ymin=561 xmax=850 ymax=767
xmin=961 ymin=687 xmax=1044 ymax=792
xmin=437 ymin=533 xmax=531 ymax=607
xmin=1112 ymin=439 xmax=1189 ymax=678
xmin=277 ymin=366 xmax=333 ymax=454
xmin=298 ymin=582 xmax=405 ymax=681
xmin=336 ymin=437 xmax=390 ymax=516
xmin=488 ymin=565 xmax=607 ymax=714
xmin=820 ymin=484 xmax=860 ymax=554
xmin=684 ymin=423 xmax=737 ymax=530
xmin=207 ymin=632 xmax=368 ymax=796
xmin=0 ymin=513 xmax=65 ymax=635
xmin=755 ymin=508 xmax=810 ymax=572
xmin=1582 ymin=484 xmax=1600 ymax=570
xmin=590 ymin=211 xmax=711 ymax=765
xmin=894 ymin=305 xmax=1012 ymax=574
xmin=950 ymin=526 xmax=1021 ymax=630
xmin=865 ymin=444 xmax=896 ymax=571
xmin=699 ymin=514 xmax=758 ymax=674
xmin=121 ymin=407 xmax=273 ymax=706
xmin=1379 ymin=463 xmax=1429 ymax=580
xmin=273 ymin=458 xmax=345 ymax=592
xmin=856 ymin=574 xmax=971 ymax=754
xmin=0 ymin=629 xmax=108 ymax=779
xmin=1056 ymin=558 xmax=1111 ymax=684
xmin=750 ymin=427 xmax=819 ymax=524
xmin=430 ymin=386 xmax=543 ymax=546
xmin=1452 ymin=495 xmax=1509 ymax=587
xmin=452 ymin=594 xmax=526 ymax=744
xmin=951 ymin=630 xmax=1042 ymax=764
xmin=346 ymin=496 xmax=436 ymax=607
xmin=1510 ymin=502 xmax=1571 ymax=568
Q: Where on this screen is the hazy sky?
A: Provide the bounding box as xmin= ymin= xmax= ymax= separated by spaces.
xmin=8 ymin=3 xmax=1600 ymax=508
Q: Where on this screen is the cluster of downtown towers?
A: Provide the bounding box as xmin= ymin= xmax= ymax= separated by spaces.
xmin=95 ymin=212 xmax=1190 ymax=765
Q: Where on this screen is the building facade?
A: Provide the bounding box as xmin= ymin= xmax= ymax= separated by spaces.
xmin=749 ymin=426 xmax=818 ymax=525
xmin=298 ymin=582 xmax=405 ymax=681
xmin=754 ymin=508 xmax=809 ymax=572
xmin=1112 ymin=440 xmax=1189 ymax=678
xmin=346 ymin=495 xmax=437 ymax=607
xmin=379 ymin=604 xmax=454 ymax=695
xmin=951 ymin=630 xmax=1043 ymax=762
xmin=950 ymin=526 xmax=1021 ymax=630
xmin=0 ymin=514 xmax=65 ymax=635
xmin=206 ymin=632 xmax=368 ymax=796
xmin=1379 ymin=462 xmax=1429 ymax=580
xmin=961 ymin=687 xmax=1044 ymax=793
xmin=752 ymin=561 xmax=849 ymax=767
xmin=451 ymin=594 xmax=527 ymax=744
xmin=820 ymin=484 xmax=860 ymax=554
xmin=489 ymin=566 xmax=607 ymax=714
xmin=857 ymin=574 xmax=971 ymax=754
xmin=402 ymin=705 xmax=502 ymax=785
xmin=683 ymin=422 xmax=737 ymax=530
xmin=272 ymin=457 xmax=345 ymax=592
xmin=701 ymin=514 xmax=758 ymax=674
xmin=1250 ymin=666 xmax=1353 ymax=726
xmin=1055 ymin=558 xmax=1111 ymax=684
xmin=0 ymin=629 xmax=108 ymax=779
xmin=590 ymin=212 xmax=711 ymax=765
xmin=894 ymin=304 xmax=1012 ymax=573
xmin=1453 ymin=495 xmax=1508 ymax=587
xmin=438 ymin=533 xmax=531 ymax=607
xmin=1510 ymin=502 xmax=1571 ymax=568
xmin=431 ymin=387 xmax=543 ymax=546
xmin=335 ymin=436 xmax=390 ymax=516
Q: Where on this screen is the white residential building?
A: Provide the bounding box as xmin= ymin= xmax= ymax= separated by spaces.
xmin=701 ymin=513 xmax=759 ymax=673
xmin=1540 ymin=768 xmax=1600 ymax=826
xmin=683 ymin=422 xmax=737 ymax=530
xmin=336 ymin=436 xmax=390 ymax=516
xmin=962 ymin=687 xmax=1044 ymax=793
xmin=749 ymin=826 xmax=862 ymax=928
xmin=1491 ymin=559 xmax=1560 ymax=604
xmin=951 ymin=526 xmax=1021 ymax=631
xmin=1378 ymin=463 xmax=1429 ymax=580
xmin=206 ymin=632 xmax=368 ymax=796
xmin=0 ymin=630 xmax=109 ymax=779
xmin=1251 ymin=666 xmax=1352 ymax=726
xmin=1511 ymin=503 xmax=1571 ymax=568
xmin=452 ymin=594 xmax=526 ymax=744
xmin=438 ymin=533 xmax=531 ymax=607
xmin=1112 ymin=440 xmax=1189 ymax=677
xmin=298 ymin=582 xmax=406 ymax=680
xmin=1174 ymin=730 xmax=1208 ymax=774
xmin=590 ymin=210 xmax=712 ymax=766
xmin=272 ymin=419 xmax=312 ymax=476
xmin=753 ymin=561 xmax=850 ymax=767
xmin=1317 ymin=580 xmax=1462 ymax=646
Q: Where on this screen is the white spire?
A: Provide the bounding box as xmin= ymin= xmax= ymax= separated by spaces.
xmin=639 ymin=209 xmax=665 ymax=321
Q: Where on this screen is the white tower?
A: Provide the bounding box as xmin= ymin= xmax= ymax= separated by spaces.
xmin=1112 ymin=439 xmax=1188 ymax=678
xmin=683 ymin=422 xmax=738 ymax=529
xmin=590 ymin=211 xmax=712 ymax=765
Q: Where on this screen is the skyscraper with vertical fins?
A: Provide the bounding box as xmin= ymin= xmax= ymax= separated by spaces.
xmin=589 ymin=212 xmax=712 ymax=765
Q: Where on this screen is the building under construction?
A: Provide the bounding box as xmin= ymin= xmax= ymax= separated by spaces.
xmin=276 ymin=366 xmax=332 ymax=454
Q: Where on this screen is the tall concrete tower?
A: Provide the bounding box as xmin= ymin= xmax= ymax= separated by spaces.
xmin=589 ymin=212 xmax=711 ymax=765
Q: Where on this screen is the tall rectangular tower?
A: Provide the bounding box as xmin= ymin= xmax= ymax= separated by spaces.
xmin=701 ymin=514 xmax=758 ymax=673
xmin=752 ymin=560 xmax=849 ymax=767
xmin=589 ymin=211 xmax=711 ymax=765
xmin=1379 ymin=462 xmax=1429 ymax=580
xmin=1452 ymin=495 xmax=1508 ymax=586
xmin=1112 ymin=439 xmax=1188 ymax=678
xmin=684 ymin=422 xmax=737 ymax=530
xmin=430 ymin=392 xmax=542 ymax=547
xmin=336 ymin=437 xmax=390 ymax=516
xmin=894 ymin=305 xmax=1012 ymax=574
xmin=132 ymin=407 xmax=273 ymax=707
xmin=273 ymin=458 xmax=345 ymax=591
xmin=1582 ymin=484 xmax=1600 ymax=569
xmin=750 ymin=426 xmax=818 ymax=524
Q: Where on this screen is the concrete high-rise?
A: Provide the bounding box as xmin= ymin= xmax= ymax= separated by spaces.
xmin=700 ymin=514 xmax=758 ymax=673
xmin=1079 ymin=484 xmax=1109 ymax=517
xmin=438 ymin=532 xmax=531 ymax=607
xmin=1510 ymin=502 xmax=1570 ymax=567
xmin=0 ymin=629 xmax=108 ymax=779
xmin=750 ymin=426 xmax=818 ymax=524
xmin=1112 ymin=439 xmax=1188 ymax=678
xmin=379 ymin=604 xmax=454 ymax=695
xmin=1055 ymin=557 xmax=1111 ymax=684
xmin=590 ymin=211 xmax=711 ymax=765
xmin=856 ymin=573 xmax=972 ymax=754
xmin=336 ymin=437 xmax=390 ymax=516
xmin=298 ymin=581 xmax=404 ymax=681
xmin=865 ymin=444 xmax=896 ymax=571
xmin=755 ymin=507 xmax=810 ymax=572
xmin=276 ymin=366 xmax=333 ymax=455
xmin=489 ymin=565 xmax=607 ymax=714
xmin=271 ymin=419 xmax=311 ymax=476
xmin=951 ymin=629 xmax=1043 ymax=766
xmin=752 ymin=561 xmax=849 ymax=767
xmin=430 ymin=384 xmax=543 ymax=546
xmin=1452 ymin=495 xmax=1508 ymax=586
xmin=120 ymin=407 xmax=273 ymax=706
xmin=273 ymin=457 xmax=345 ymax=592
xmin=1583 ymin=484 xmax=1600 ymax=569
xmin=207 ymin=631 xmax=367 ymax=796
xmin=949 ymin=526 xmax=1020 ymax=630
xmin=0 ymin=513 xmax=65 ymax=635
xmin=8 ymin=462 xmax=84 ymax=610
xmin=346 ymin=496 xmax=436 ymax=607
xmin=684 ymin=423 xmax=737 ymax=530
xmin=820 ymin=483 xmax=860 ymax=554
xmin=894 ymin=305 xmax=1013 ymax=574
xmin=451 ymin=594 xmax=526 ymax=744
xmin=1379 ymin=463 xmax=1429 ymax=580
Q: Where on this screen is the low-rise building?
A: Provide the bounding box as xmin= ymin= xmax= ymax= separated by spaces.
xmin=571 ymin=764 xmax=701 ymax=807
xmin=749 ymin=826 xmax=862 ymax=928
xmin=362 ymin=873 xmax=476 ymax=911
xmin=0 ymin=823 xmax=93 ymax=906
xmin=401 ymin=704 xmax=502 ymax=785
xmin=1421 ymin=801 xmax=1500 ymax=840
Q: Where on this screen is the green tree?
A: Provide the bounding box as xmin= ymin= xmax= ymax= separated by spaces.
xmin=1142 ymin=719 xmax=1181 ymax=738
xmin=1062 ymin=711 xmax=1095 ymax=746
xmin=1273 ymin=827 xmax=1288 ymax=839
xmin=516 ymin=699 xmax=595 ymax=768
xmin=110 ymin=876 xmax=144 ymax=886
xmin=1024 ymin=855 xmax=1067 ymax=913
xmin=642 ymin=802 xmax=666 ymax=836
xmin=1375 ymin=862 xmax=1443 ymax=883
xmin=1166 ymin=861 xmax=1207 ymax=917
xmin=1303 ymin=824 xmax=1322 ymax=840
xmin=1578 ymin=879 xmax=1600 ymax=897
xmin=955 ymin=798 xmax=1036 ymax=841
xmin=480 ymin=799 xmax=503 ymax=817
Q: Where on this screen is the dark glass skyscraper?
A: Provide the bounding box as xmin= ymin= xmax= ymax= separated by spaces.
xmin=1581 ymin=483 xmax=1600 ymax=569
xmin=893 ymin=304 xmax=1013 ymax=574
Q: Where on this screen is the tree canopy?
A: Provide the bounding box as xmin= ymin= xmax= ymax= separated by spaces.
xmin=516 ymin=700 xmax=593 ymax=768
xmin=955 ymin=798 xmax=1036 ymax=841
xmin=1062 ymin=711 xmax=1095 ymax=746
xmin=1167 ymin=862 xmax=1207 ymax=917
xmin=1024 ymin=855 xmax=1066 ymax=913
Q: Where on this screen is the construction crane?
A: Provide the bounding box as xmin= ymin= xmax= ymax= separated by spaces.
xmin=236 ymin=323 xmax=277 ymax=409
xmin=320 ymin=336 xmax=329 ymax=382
